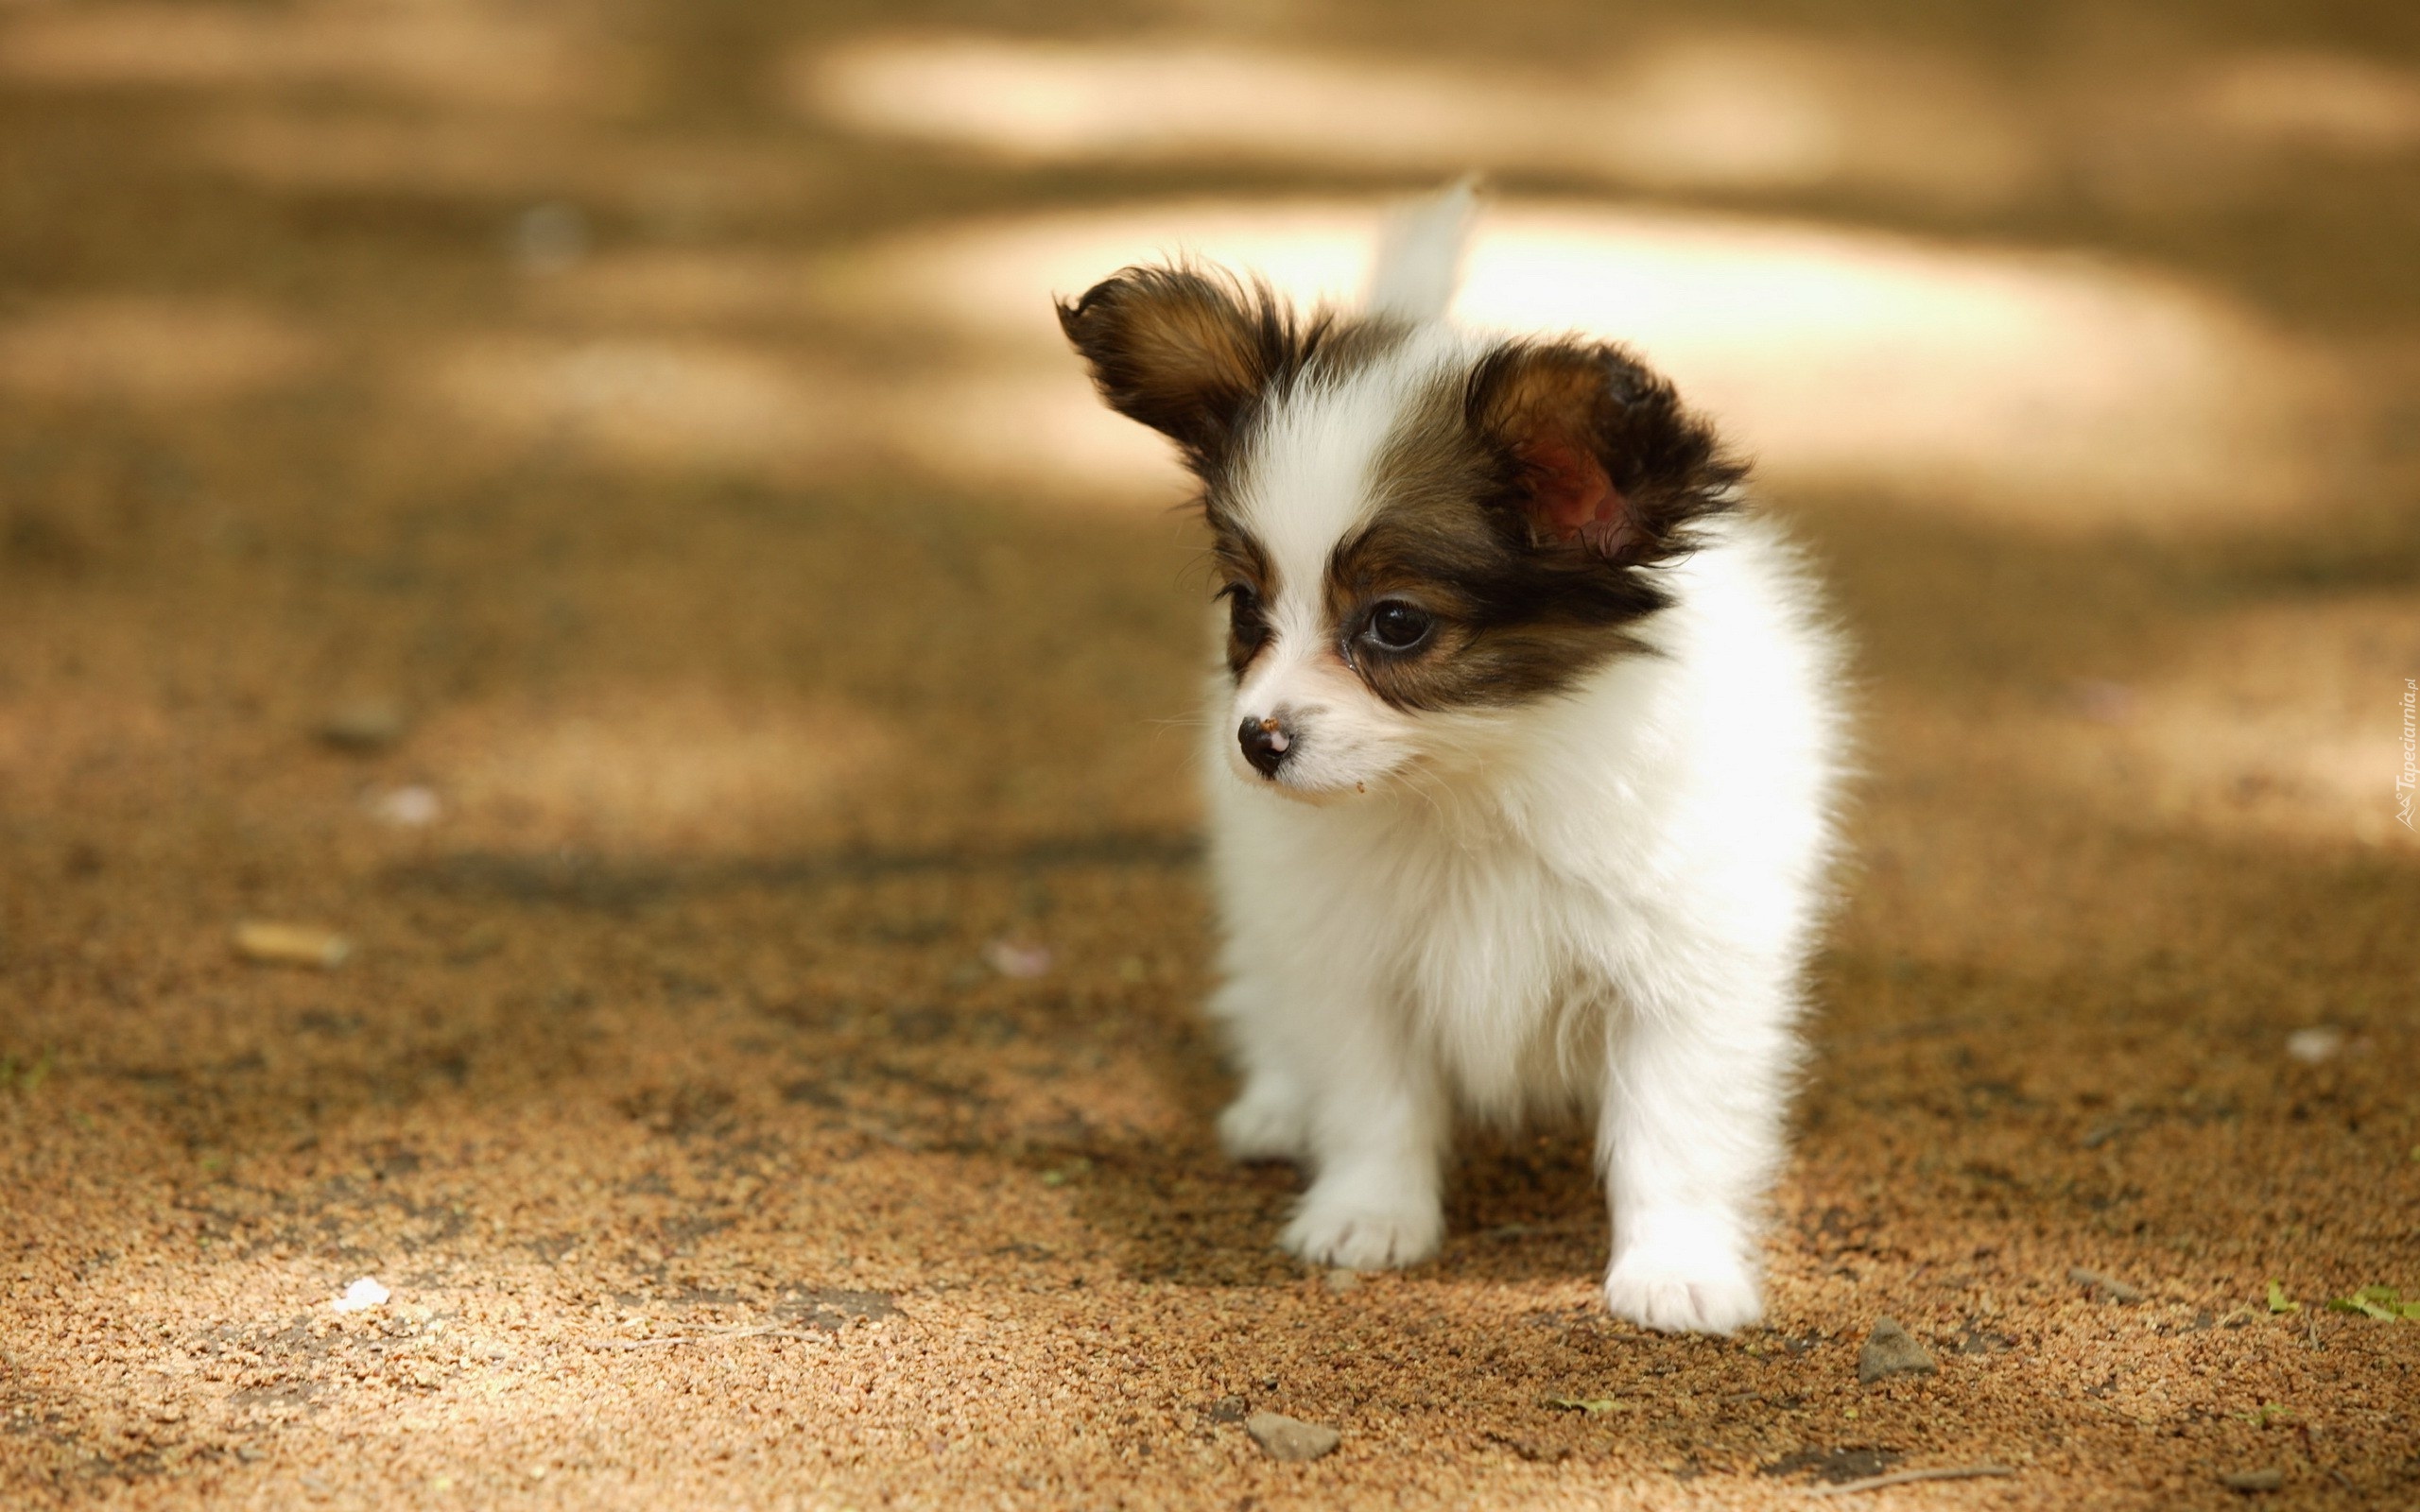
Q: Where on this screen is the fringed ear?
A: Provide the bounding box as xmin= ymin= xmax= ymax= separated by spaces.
xmin=1057 ymin=266 xmax=1304 ymax=472
xmin=1466 ymin=340 xmax=1743 ymax=566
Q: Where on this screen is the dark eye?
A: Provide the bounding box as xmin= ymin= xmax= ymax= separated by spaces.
xmin=1364 ymin=601 xmax=1434 ymax=651
xmin=1222 ymin=583 xmax=1268 ymax=645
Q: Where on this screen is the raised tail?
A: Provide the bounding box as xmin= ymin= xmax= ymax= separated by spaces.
xmin=1363 ymin=175 xmax=1480 ymax=324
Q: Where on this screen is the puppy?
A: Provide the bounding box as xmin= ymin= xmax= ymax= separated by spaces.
xmin=1059 ymin=184 xmax=1845 ymax=1333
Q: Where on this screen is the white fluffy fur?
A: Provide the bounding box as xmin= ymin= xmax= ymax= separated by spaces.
xmin=1200 ymin=198 xmax=1847 ymax=1333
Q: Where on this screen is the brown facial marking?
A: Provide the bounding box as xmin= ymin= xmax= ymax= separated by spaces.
xmin=1323 ymin=345 xmax=1743 ymax=712
xmin=1211 ymin=527 xmax=1276 ymax=679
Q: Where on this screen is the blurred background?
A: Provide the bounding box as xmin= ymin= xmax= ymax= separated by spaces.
xmin=3 ymin=0 xmax=2416 ymax=1505
xmin=3 ymin=0 xmax=2416 ymax=863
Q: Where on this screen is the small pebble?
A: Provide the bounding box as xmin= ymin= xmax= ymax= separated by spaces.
xmin=512 ymin=202 xmax=588 ymax=275
xmin=2079 ymin=1120 xmax=2127 ymax=1149
xmin=367 ymin=784 xmax=442 ymax=827
xmin=2068 ymin=1267 xmax=2144 ymax=1303
xmin=2068 ymin=679 xmax=2135 ymax=723
xmin=2220 ymin=1469 xmax=2283 ymax=1493
xmin=1246 ymin=1411 xmax=1340 ymax=1462
xmin=2284 ymin=1027 xmax=2343 ymax=1064
xmin=331 ymin=1277 xmax=389 ymax=1313
xmin=317 ymin=698 xmax=409 ymax=752
xmin=233 ymin=920 xmax=353 ymax=969
xmin=982 ymin=939 xmax=1052 ymax=979
xmin=1857 ymin=1316 xmax=1937 ymax=1384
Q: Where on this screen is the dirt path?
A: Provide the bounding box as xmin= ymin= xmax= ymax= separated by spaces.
xmin=5 ymin=2 xmax=2418 ymax=1508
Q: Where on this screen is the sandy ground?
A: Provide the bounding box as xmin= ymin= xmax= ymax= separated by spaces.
xmin=5 ymin=2 xmax=2420 ymax=1508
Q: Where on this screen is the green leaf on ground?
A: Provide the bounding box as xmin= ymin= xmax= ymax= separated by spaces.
xmin=1545 ymin=1396 xmax=1631 ymax=1414
xmin=2324 ymin=1286 xmax=2410 ymax=1321
xmin=2267 ymin=1280 xmax=2301 ymax=1314
xmin=2237 ymin=1403 xmax=2295 ymax=1428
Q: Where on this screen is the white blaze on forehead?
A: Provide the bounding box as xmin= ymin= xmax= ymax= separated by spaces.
xmin=1228 ymin=333 xmax=1459 ymax=623
xmin=1216 ymin=335 xmax=1470 ymax=794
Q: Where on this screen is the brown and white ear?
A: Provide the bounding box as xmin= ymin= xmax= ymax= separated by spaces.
xmin=1057 ymin=266 xmax=1295 ymax=469
xmin=1466 ymin=340 xmax=1741 ymax=565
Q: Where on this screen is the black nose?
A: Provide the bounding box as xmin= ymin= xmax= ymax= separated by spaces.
xmin=1237 ymin=715 xmax=1295 ymax=778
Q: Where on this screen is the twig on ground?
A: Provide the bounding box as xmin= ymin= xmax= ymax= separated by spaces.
xmin=583 ymin=1323 xmax=823 ymax=1350
xmin=1809 ymin=1465 xmax=2016 ymax=1497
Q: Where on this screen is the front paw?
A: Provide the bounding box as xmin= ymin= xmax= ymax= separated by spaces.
xmin=1280 ymin=1182 xmax=1443 ymax=1271
xmin=1218 ymin=1083 xmax=1309 ymax=1165
xmin=1603 ymin=1238 xmax=1763 ymax=1334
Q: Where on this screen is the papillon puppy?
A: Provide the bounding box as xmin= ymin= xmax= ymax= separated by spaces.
xmin=1059 ymin=184 xmax=1845 ymax=1333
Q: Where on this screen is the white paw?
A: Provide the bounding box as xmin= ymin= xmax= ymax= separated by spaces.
xmin=1603 ymin=1238 xmax=1763 ymax=1335
xmin=1280 ymin=1185 xmax=1443 ymax=1271
xmin=1218 ymin=1081 xmax=1309 ymax=1164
